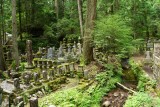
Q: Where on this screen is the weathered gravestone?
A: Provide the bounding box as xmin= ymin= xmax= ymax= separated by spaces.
xmin=29 ymin=97 xmax=38 ymax=107
xmin=26 ymin=40 xmax=34 ymax=68
xmin=24 ymin=75 xmax=30 ymax=86
xmin=42 ymin=70 xmax=48 ymax=80
xmin=77 ymin=42 xmax=82 ymax=55
xmin=47 ymin=47 xmax=53 ymax=59
xmin=33 ymin=72 xmax=39 ymax=83
xmin=14 ymin=78 xmax=20 ymax=90
xmin=58 ymin=45 xmax=63 ymax=58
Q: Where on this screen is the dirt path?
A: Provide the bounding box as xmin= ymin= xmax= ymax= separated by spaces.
xmin=132 ymin=55 xmax=154 ymax=79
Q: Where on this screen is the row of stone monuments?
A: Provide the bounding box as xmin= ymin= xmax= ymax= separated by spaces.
xmin=26 ymin=40 xmax=82 ymax=68
xmin=0 ymin=40 xmax=85 ymax=107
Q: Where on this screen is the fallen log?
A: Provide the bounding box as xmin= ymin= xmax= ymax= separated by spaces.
xmin=117 ymin=82 xmax=136 ymax=93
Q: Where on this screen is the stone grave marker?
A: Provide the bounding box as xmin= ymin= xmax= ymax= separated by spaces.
xmin=14 ymin=78 xmax=20 ymax=90
xmin=49 ymin=69 xmax=54 ymax=79
xmin=84 ymin=70 xmax=89 ymax=80
xmin=42 ymin=70 xmax=48 ymax=80
xmin=64 ymin=64 xmax=70 ymax=75
xmin=47 ymin=47 xmax=53 ymax=59
xmin=73 ymin=41 xmax=77 ymax=55
xmin=77 ymin=42 xmax=82 ymax=55
xmin=33 ymin=72 xmax=39 ymax=83
xmin=77 ymin=65 xmax=84 ymax=78
xmin=24 ymin=75 xmax=30 ymax=86
xmin=58 ymin=45 xmax=63 ymax=58
xmin=29 ymin=97 xmax=38 ymax=107
xmin=26 ymin=40 xmax=33 ymax=68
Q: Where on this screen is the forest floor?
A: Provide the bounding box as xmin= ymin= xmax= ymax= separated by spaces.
xmin=35 ymin=56 xmax=156 ymax=107
xmin=101 ymin=82 xmax=137 ymax=107
xmin=101 ymin=54 xmax=155 ymax=107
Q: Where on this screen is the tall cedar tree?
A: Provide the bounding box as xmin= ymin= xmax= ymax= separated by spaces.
xmin=83 ymin=0 xmax=97 ymax=64
xmin=0 ymin=0 xmax=6 ymax=71
xmin=12 ymin=0 xmax=19 ymax=67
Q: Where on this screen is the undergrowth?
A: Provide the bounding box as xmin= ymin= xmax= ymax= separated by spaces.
xmin=130 ymin=60 xmax=156 ymax=92
xmin=39 ymin=64 xmax=122 ymax=107
xmin=124 ymin=92 xmax=160 ymax=107
xmin=124 ymin=60 xmax=160 ymax=107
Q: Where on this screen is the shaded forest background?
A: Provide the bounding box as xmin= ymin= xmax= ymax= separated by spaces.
xmin=0 ymin=0 xmax=160 ymax=57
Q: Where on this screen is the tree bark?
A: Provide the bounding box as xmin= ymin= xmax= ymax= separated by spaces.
xmin=12 ymin=0 xmax=19 ymax=67
xmin=0 ymin=36 xmax=6 ymax=71
xmin=83 ymin=0 xmax=97 ymax=64
xmin=0 ymin=0 xmax=6 ymax=71
xmin=18 ymin=0 xmax=22 ymax=40
xmin=0 ymin=0 xmax=5 ymax=44
xmin=77 ymin=0 xmax=83 ymax=37
xmin=55 ymin=0 xmax=64 ymax=20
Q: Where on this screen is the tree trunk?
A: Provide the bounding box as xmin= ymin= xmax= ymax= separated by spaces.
xmin=1 ymin=0 xmax=5 ymax=44
xmin=0 ymin=0 xmax=6 ymax=71
xmin=83 ymin=0 xmax=97 ymax=64
xmin=55 ymin=0 xmax=64 ymax=20
xmin=18 ymin=0 xmax=22 ymax=40
xmin=77 ymin=0 xmax=83 ymax=37
xmin=0 ymin=37 xmax=6 ymax=71
xmin=12 ymin=0 xmax=19 ymax=67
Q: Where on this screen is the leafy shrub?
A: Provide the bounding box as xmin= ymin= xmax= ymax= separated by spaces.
xmin=39 ymin=64 xmax=122 ymax=107
xmin=94 ymin=14 xmax=143 ymax=58
xmin=43 ymin=25 xmax=58 ymax=47
xmin=130 ymin=60 xmax=156 ymax=92
xmin=124 ymin=92 xmax=160 ymax=107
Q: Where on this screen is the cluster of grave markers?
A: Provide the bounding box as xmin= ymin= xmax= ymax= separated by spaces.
xmin=33 ymin=41 xmax=82 ymax=62
xmin=0 ymin=40 xmax=87 ymax=107
xmin=0 ymin=39 xmax=113 ymax=107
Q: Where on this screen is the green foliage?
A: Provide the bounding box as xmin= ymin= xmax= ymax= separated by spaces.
xmin=120 ymin=0 xmax=159 ymax=39
xmin=11 ymin=60 xmax=16 ymax=70
xmin=130 ymin=60 xmax=156 ymax=92
xmin=39 ymin=64 xmax=122 ymax=107
xmin=43 ymin=25 xmax=58 ymax=46
xmin=124 ymin=92 xmax=160 ymax=107
xmin=0 ymin=70 xmax=8 ymax=79
xmin=94 ymin=14 xmax=140 ymax=58
xmin=56 ymin=17 xmax=80 ymax=41
xmin=79 ymin=55 xmax=85 ymax=66
xmin=18 ymin=40 xmax=26 ymax=54
xmin=19 ymin=63 xmax=25 ymax=72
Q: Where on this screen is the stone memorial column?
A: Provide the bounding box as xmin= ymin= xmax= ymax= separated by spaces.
xmin=26 ymin=40 xmax=33 ymax=68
